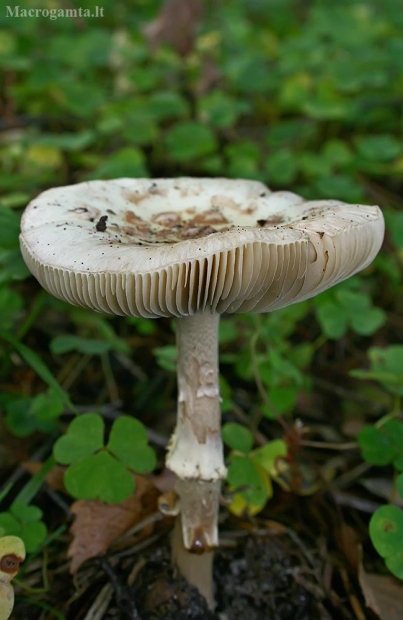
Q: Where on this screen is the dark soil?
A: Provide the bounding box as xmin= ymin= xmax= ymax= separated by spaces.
xmin=105 ymin=535 xmax=323 ymax=620
xmin=14 ymin=530 xmax=327 ymax=619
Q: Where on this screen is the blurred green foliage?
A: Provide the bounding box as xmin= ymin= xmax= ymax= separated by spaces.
xmin=0 ymin=0 xmax=403 ymax=580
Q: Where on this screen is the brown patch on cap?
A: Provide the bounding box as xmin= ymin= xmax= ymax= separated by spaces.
xmin=0 ymin=554 xmax=23 ymax=574
xmin=152 ymin=212 xmax=182 ymax=227
xmin=210 ymin=195 xmax=239 ymax=211
xmin=125 ymin=211 xmax=149 ymax=231
xmin=189 ymin=208 xmax=228 ymax=227
xmin=181 ymin=225 xmax=216 ymax=239
xmin=122 ymin=191 xmax=151 ymax=205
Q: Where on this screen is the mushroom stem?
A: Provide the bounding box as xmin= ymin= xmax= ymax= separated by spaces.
xmin=167 ymin=311 xmax=226 ymax=552
xmin=172 ymin=517 xmax=215 ymax=609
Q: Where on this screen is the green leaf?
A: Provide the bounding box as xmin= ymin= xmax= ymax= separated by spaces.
xmin=251 ymin=440 xmax=288 ymax=476
xmin=356 ymin=135 xmax=402 ymax=162
xmin=0 ymin=248 xmax=30 ymax=283
xmin=316 ymin=302 xmax=348 ymax=339
xmin=358 ymin=421 xmax=403 ymax=470
xmin=149 ymin=91 xmax=189 ymax=121
xmin=397 ymin=473 xmax=403 ymax=500
xmin=350 ymin=308 xmax=386 ymax=336
xmin=370 ymin=505 xmax=403 ymax=558
xmin=5 ymin=397 xmax=38 ymax=437
xmin=31 ymin=131 xmax=95 ymax=152
xmin=165 ymin=122 xmax=217 ymax=161
xmin=222 ymin=423 xmax=253 ymax=454
xmin=353 ymin=346 xmax=403 ymax=395
xmin=29 ymin=389 xmax=65 ymax=421
xmin=199 ymin=91 xmax=247 ymax=129
xmin=53 ymin=413 xmax=104 ymax=464
xmin=0 ymin=504 xmax=47 ymax=552
xmin=266 ymin=149 xmax=298 ymax=185
xmin=0 ymin=287 xmax=23 ymax=327
xmin=386 ymin=549 xmax=403 ymax=580
xmin=0 ymin=205 xmax=20 ymax=249
xmin=384 ymin=420 xmax=403 ymax=471
xmin=64 ymin=452 xmax=135 ymax=503
xmin=10 ymin=502 xmax=42 ymax=525
xmin=227 ymin=454 xmax=269 ymax=506
xmin=263 ymin=386 xmax=298 ymax=417
xmin=358 ymin=426 xmax=393 ymax=466
xmin=86 ymin=147 xmax=148 ymax=180
xmin=50 ymin=335 xmax=111 ymax=355
xmin=225 ymin=141 xmax=262 ymax=179
xmin=107 ymin=416 xmax=156 ymax=473
xmin=386 ymin=212 xmax=403 ymax=249
xmin=153 ymin=345 xmax=177 ymax=372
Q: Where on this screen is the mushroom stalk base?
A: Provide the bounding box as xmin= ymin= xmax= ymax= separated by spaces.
xmin=172 ymin=517 xmax=215 ymax=609
xmin=167 ymin=311 xmax=226 ymax=551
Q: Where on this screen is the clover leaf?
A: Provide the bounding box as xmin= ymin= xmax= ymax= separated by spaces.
xmin=370 ymin=505 xmax=403 ymax=579
xmin=53 ymin=413 xmax=156 ymax=503
xmin=0 ymin=502 xmax=47 ymax=553
xmin=358 ymin=420 xmax=403 ymax=470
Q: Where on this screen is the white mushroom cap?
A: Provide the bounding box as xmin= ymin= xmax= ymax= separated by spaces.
xmin=20 ymin=177 xmax=384 ymax=318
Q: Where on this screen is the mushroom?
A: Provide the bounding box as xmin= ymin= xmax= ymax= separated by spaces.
xmin=0 ymin=536 xmax=26 ymax=620
xmin=19 ymin=177 xmax=384 ymax=607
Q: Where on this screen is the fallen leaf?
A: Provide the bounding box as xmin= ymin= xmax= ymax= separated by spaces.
xmin=143 ymin=0 xmax=202 ymax=56
xmin=68 ymin=475 xmax=159 ymax=573
xmin=359 ymin=555 xmax=403 ymax=619
xmin=334 ymin=523 xmax=361 ymax=571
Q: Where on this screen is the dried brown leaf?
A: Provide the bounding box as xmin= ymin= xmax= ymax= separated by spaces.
xmin=359 ymin=558 xmax=403 ymax=619
xmin=334 ymin=523 xmax=361 ymax=571
xmin=143 ymin=0 xmax=202 ymax=56
xmin=68 ymin=475 xmax=159 ymax=573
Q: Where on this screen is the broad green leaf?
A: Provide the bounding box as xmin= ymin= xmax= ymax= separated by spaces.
xmin=149 ymin=91 xmax=189 ymax=121
xmin=10 ymin=502 xmax=42 ymax=525
xmin=350 ymin=308 xmax=385 ymax=336
xmin=0 ymin=205 xmax=20 ymax=249
xmin=370 ymin=505 xmax=403 ymax=558
xmin=358 ymin=426 xmax=393 ymax=466
xmin=86 ymin=147 xmax=148 ymax=180
xmin=108 ymin=416 xmax=156 ymax=473
xmin=356 ymin=135 xmax=402 ymax=162
xmin=165 ymin=122 xmax=217 ymax=161
xmin=53 ymin=413 xmax=104 ymax=464
xmin=252 ymin=440 xmax=288 ymax=476
xmin=316 ymin=302 xmax=348 ymax=339
xmin=266 ymin=149 xmax=298 ymax=185
xmin=222 ymin=423 xmax=253 ymax=454
xmin=29 ymin=389 xmax=65 ymax=421
xmin=0 ymin=506 xmax=47 ymax=552
xmin=153 ymin=345 xmax=177 ymax=372
xmin=386 ymin=550 xmax=403 ymax=580
xmin=64 ymin=452 xmax=135 ymax=503
xmin=31 ymin=131 xmax=95 ymax=151
xmin=227 ymin=454 xmax=269 ymax=507
xmin=353 ymin=347 xmax=403 ymax=395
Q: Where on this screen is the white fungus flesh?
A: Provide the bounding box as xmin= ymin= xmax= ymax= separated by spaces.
xmin=20 ymin=177 xmax=384 ymax=318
